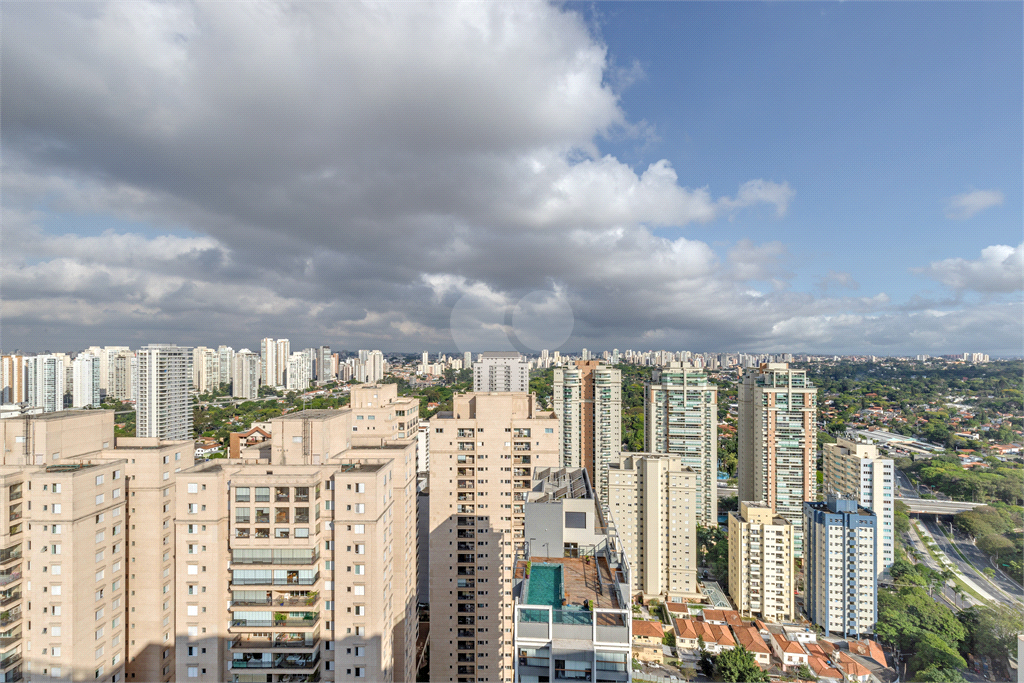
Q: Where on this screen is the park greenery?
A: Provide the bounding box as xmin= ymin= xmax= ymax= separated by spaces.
xmin=697 ymin=524 xmax=729 ymax=591
xmin=900 ymin=455 xmax=1024 ymax=506
xmin=952 ymin=504 xmax=1024 ymax=583
xmin=712 ymin=645 xmax=769 ymax=682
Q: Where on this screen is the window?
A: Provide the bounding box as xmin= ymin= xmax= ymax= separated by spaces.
xmin=353 ymin=524 xmax=364 ymax=534
xmin=187 ymin=525 xmax=198 ymax=534
xmin=113 ymin=470 xmax=121 ymax=480
xmin=95 ymin=531 xmax=104 ymax=543
xmin=235 ymin=508 xmax=250 ymax=524
xmin=355 ymin=504 xmax=365 ymax=514
xmin=294 ymin=528 xmax=309 ymax=538
xmin=187 ymin=483 xmax=198 ymax=494
xmin=354 ymin=605 xmax=365 ymax=615
xmin=275 ymin=528 xmax=290 ymax=539
xmin=53 ymin=524 xmax=62 ymax=534
xmin=187 ymin=605 xmax=199 ymax=616
xmin=354 ymin=564 xmax=365 ymax=575
xmin=255 ymin=487 xmax=270 ymax=502
xmin=354 ymin=585 xmax=365 ymax=595
xmin=187 ymin=666 xmax=199 ymax=678
xmin=188 ymin=504 xmax=198 ymax=514
xmin=355 ymin=483 xmax=365 ymax=493
xmin=52 ymin=564 xmax=62 ymax=575
xmin=188 ymin=647 xmax=198 ymax=656
xmin=355 ymin=544 xmax=365 ymax=554
xmin=235 ymin=488 xmax=250 ymax=502
xmin=96 ymin=475 xmax=105 ymax=486
xmin=355 ymin=667 xmax=365 ymax=677
xmin=53 ymin=503 xmax=62 ymax=514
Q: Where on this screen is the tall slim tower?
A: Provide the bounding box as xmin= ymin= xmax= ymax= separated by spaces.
xmin=552 ymin=360 xmax=621 ymax=499
xmin=644 ymin=361 xmax=718 ymax=525
xmin=260 ymin=337 xmax=276 ymax=387
xmin=137 ymin=344 xmax=193 ymax=440
xmin=72 ymin=352 xmax=101 ymax=408
xmin=25 ymin=354 xmax=64 ymax=412
xmin=428 ymin=393 xmax=560 ymax=683
xmin=232 ymin=349 xmax=261 ymax=399
xmin=738 ymin=363 xmax=817 ymax=557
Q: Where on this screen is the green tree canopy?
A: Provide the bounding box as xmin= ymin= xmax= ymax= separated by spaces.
xmin=714 ymin=646 xmax=769 ymax=683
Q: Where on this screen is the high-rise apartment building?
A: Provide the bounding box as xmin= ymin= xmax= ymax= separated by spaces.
xmin=191 ymin=347 xmax=219 ymax=394
xmin=72 ymin=353 xmax=101 ymax=408
xmin=428 ymin=392 xmax=559 ymax=683
xmin=316 ymin=346 xmax=334 ymax=383
xmin=1 ymin=355 xmax=25 ymax=404
xmin=137 ymin=344 xmax=193 ymax=440
xmin=287 ymin=351 xmax=312 ymax=391
xmin=0 ymin=409 xmax=196 ymax=683
xmin=232 ymin=349 xmax=261 ymax=400
xmin=803 ymin=494 xmax=878 ymax=637
xmin=218 ymin=346 xmax=235 ymax=386
xmin=366 ymin=350 xmax=385 ymax=384
xmin=260 ymin=338 xmax=291 ymax=388
xmin=107 ymin=350 xmax=134 ymax=401
xmin=823 ymin=437 xmax=895 ymax=575
xmin=25 ymin=354 xmax=65 ymax=413
xmin=472 ymin=353 xmax=529 ymax=393
xmin=643 ymin=362 xmax=718 ymax=525
xmin=512 ymin=468 xmax=632 ymax=683
xmin=607 ymin=453 xmax=700 ymax=600
xmin=552 ymin=361 xmax=621 ymax=500
xmin=727 ymin=501 xmax=795 ymax=623
xmin=738 ymin=363 xmax=817 ymax=557
xmin=175 ymin=399 xmax=419 ymax=683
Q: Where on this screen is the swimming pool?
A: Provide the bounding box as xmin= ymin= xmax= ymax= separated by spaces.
xmin=526 ymin=563 xmax=563 ymax=609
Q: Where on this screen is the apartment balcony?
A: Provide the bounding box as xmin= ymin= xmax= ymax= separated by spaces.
xmin=230 ymin=595 xmax=319 ymax=609
xmin=230 ymin=651 xmax=320 ymax=670
xmin=231 ymin=635 xmax=319 ymax=650
xmin=456 ymin=481 xmax=475 ymax=490
xmin=0 ymin=574 xmax=20 ymax=589
xmin=0 ymin=653 xmax=19 ymax=670
xmin=0 ymin=550 xmax=19 ymax=567
xmin=0 ymin=596 xmax=19 ymax=609
xmin=0 ymin=609 xmax=20 ymax=627
xmin=513 ymin=455 xmax=531 ymax=465
xmin=512 ymin=443 xmax=531 ymax=452
xmin=456 ymin=505 xmax=475 ymax=514
xmin=457 ymin=493 xmax=475 ymax=502
xmin=230 ymin=571 xmax=319 ymax=587
xmin=230 ymin=615 xmax=319 ymax=630
xmin=0 ymin=634 xmax=20 ymax=649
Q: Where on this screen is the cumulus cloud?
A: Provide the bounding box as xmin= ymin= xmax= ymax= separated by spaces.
xmin=816 ymin=270 xmax=860 ymax=292
xmin=1 ymin=1 xmax=1018 ymax=356
xmin=920 ymin=243 xmax=1024 ymax=293
xmin=944 ymin=189 xmax=1004 ymax=219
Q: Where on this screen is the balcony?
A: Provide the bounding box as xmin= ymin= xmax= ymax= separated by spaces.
xmin=513 ymin=455 xmax=531 ymax=465
xmin=0 ymin=574 xmax=19 ymax=589
xmin=231 ymin=651 xmax=320 ymax=670
xmin=0 ymin=653 xmax=19 ymax=670
xmin=231 ymin=571 xmax=319 ymax=587
xmin=457 ymin=493 xmax=475 ymax=502
xmin=231 ymin=635 xmax=319 ymax=650
xmin=456 ymin=455 xmax=474 ymax=464
xmin=456 ymin=505 xmax=475 ymax=513
xmin=231 ymin=594 xmax=319 ymax=609
xmin=0 ymin=595 xmax=19 ymax=608
xmin=512 ymin=442 xmax=531 ymax=452
xmin=0 ymin=550 xmax=19 ymax=567
xmin=230 ymin=615 xmax=319 ymax=629
xmin=231 ymin=549 xmax=319 ymax=565
xmin=0 ymin=609 xmax=20 ymax=627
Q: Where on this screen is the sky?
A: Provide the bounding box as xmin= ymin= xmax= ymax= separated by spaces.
xmin=3 ymin=1 xmax=1021 ymax=356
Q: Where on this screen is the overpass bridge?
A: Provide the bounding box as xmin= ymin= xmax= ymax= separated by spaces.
xmin=897 ymin=497 xmax=989 ymax=515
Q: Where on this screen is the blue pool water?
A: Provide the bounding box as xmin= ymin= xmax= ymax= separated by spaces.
xmin=526 ymin=564 xmax=563 ymax=609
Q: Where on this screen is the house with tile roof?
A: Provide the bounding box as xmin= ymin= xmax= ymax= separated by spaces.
xmin=632 ymin=620 xmax=666 ymax=663
xmin=701 ymin=609 xmax=743 ymax=627
xmin=673 ymin=618 xmax=735 ymax=654
xmin=807 ymin=654 xmax=843 ymax=683
xmin=731 ymin=625 xmax=772 ymax=667
xmin=770 ymin=633 xmax=809 ymax=670
xmin=834 ymin=651 xmax=872 ymax=682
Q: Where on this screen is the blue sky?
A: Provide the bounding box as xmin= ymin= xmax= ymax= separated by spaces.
xmin=2 ymin=1 xmax=1021 ymax=355
xmin=594 ymin=1 xmax=1022 ymax=299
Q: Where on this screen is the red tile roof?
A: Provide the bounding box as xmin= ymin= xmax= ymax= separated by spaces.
xmin=702 ymin=609 xmax=742 ymax=627
xmin=772 ymin=633 xmax=805 ymax=654
xmin=632 ymin=620 xmax=664 ymax=639
xmin=731 ymin=625 xmax=770 ymax=654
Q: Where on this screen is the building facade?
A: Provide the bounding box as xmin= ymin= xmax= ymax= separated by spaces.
xmin=726 ymin=501 xmax=795 ymax=623
xmin=25 ymin=355 xmax=65 ymax=413
xmin=72 ymin=353 xmax=101 ymax=408
xmin=472 ymin=353 xmax=529 ymax=393
xmin=643 ymin=362 xmax=718 ymax=525
xmin=803 ymin=494 xmax=878 ymax=637
xmin=822 ymin=437 xmax=894 ymax=576
xmin=738 ymin=363 xmax=817 ymax=557
xmin=232 ymin=350 xmax=260 ymax=400
xmin=552 ymin=362 xmax=621 ymax=499
xmin=428 ymin=393 xmax=559 ymax=683
xmin=606 ymin=453 xmax=700 ymax=600
xmin=137 ymin=345 xmax=193 ymax=440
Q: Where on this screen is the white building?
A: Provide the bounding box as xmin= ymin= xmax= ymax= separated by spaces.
xmin=367 ymin=349 xmax=385 ymax=384
xmin=472 ymin=351 xmax=529 ymax=392
xmin=823 ymin=436 xmax=895 ymax=575
xmin=25 ymin=354 xmax=64 ymax=412
xmin=72 ymin=352 xmax=101 ymax=408
xmin=803 ymin=494 xmax=878 ymax=637
xmin=286 ymin=351 xmax=312 ymax=391
xmin=218 ymin=345 xmax=235 ymax=385
xmin=644 ymin=362 xmax=718 ymax=525
xmin=232 ymin=349 xmax=261 ymax=400
xmin=137 ymin=344 xmax=193 ymax=440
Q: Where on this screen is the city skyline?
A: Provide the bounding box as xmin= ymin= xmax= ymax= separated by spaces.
xmin=3 ymin=2 xmax=1020 ymax=356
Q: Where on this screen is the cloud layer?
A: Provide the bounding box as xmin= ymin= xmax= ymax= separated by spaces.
xmin=945 ymin=189 xmax=1005 ymax=219
xmin=2 ymin=2 xmax=1019 ymax=356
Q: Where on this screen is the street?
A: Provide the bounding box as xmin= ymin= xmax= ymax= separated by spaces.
xmin=922 ymin=517 xmax=1024 ymax=608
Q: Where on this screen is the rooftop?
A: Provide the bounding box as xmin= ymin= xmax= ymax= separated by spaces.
xmin=275 ymin=409 xmax=344 ymax=421
xmin=517 ymin=556 xmax=620 ymax=610
xmin=527 ymin=467 xmax=592 ymax=502
xmin=631 ymin=620 xmax=664 ymax=639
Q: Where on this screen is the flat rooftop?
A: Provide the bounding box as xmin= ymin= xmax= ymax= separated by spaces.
xmin=275 ymin=409 xmax=345 ymax=420
xmin=516 ymin=556 xmax=620 ymax=610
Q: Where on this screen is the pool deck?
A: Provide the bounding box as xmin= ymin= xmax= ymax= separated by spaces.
xmin=516 ymin=556 xmax=620 ymax=610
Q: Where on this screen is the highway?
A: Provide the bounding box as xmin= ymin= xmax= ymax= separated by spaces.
xmin=898 ymin=498 xmax=989 ymax=514
xmin=922 ymin=517 xmax=1024 ymax=608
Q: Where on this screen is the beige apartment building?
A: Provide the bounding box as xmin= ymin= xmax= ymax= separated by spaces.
xmin=0 ymin=384 xmax=420 ymax=683
xmin=606 ymin=453 xmax=700 ymax=601
xmin=428 ymin=393 xmax=560 ymax=683
xmin=738 ymin=363 xmax=816 ymax=557
xmin=822 ymin=437 xmax=895 ymax=576
xmin=643 ymin=362 xmax=718 ymax=526
xmin=726 ymin=501 xmax=795 ymax=623
xmin=552 ymin=362 xmax=621 ymax=501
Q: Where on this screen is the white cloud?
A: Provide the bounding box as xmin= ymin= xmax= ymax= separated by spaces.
xmin=944 ymin=189 xmax=1004 ymax=219
xmin=920 ymin=243 xmax=1024 ymax=293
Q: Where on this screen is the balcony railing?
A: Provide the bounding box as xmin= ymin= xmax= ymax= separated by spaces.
xmin=230 ymin=573 xmax=319 ymax=587
xmin=0 ymin=575 xmax=20 ymax=589
xmin=0 ymin=609 xmax=20 ymax=626
xmin=230 ymin=551 xmax=319 ymax=565
xmin=231 ymin=616 xmax=319 ymax=629
xmin=0 ymin=653 xmax=20 ymax=669
xmin=231 ymin=595 xmax=318 ymax=609
xmin=231 ymin=636 xmax=319 ymax=649
xmin=231 ymin=652 xmax=320 ymax=670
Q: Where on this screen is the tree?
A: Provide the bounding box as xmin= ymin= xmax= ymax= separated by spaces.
xmin=960 ymin=604 xmax=1024 ymax=661
xmin=908 ymin=631 xmax=967 ymax=677
xmin=714 ymin=646 xmax=769 ymax=683
xmin=794 ymin=663 xmax=817 ymax=681
xmin=915 ymin=664 xmax=968 ymax=683
xmin=697 ymin=638 xmax=714 ymax=678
